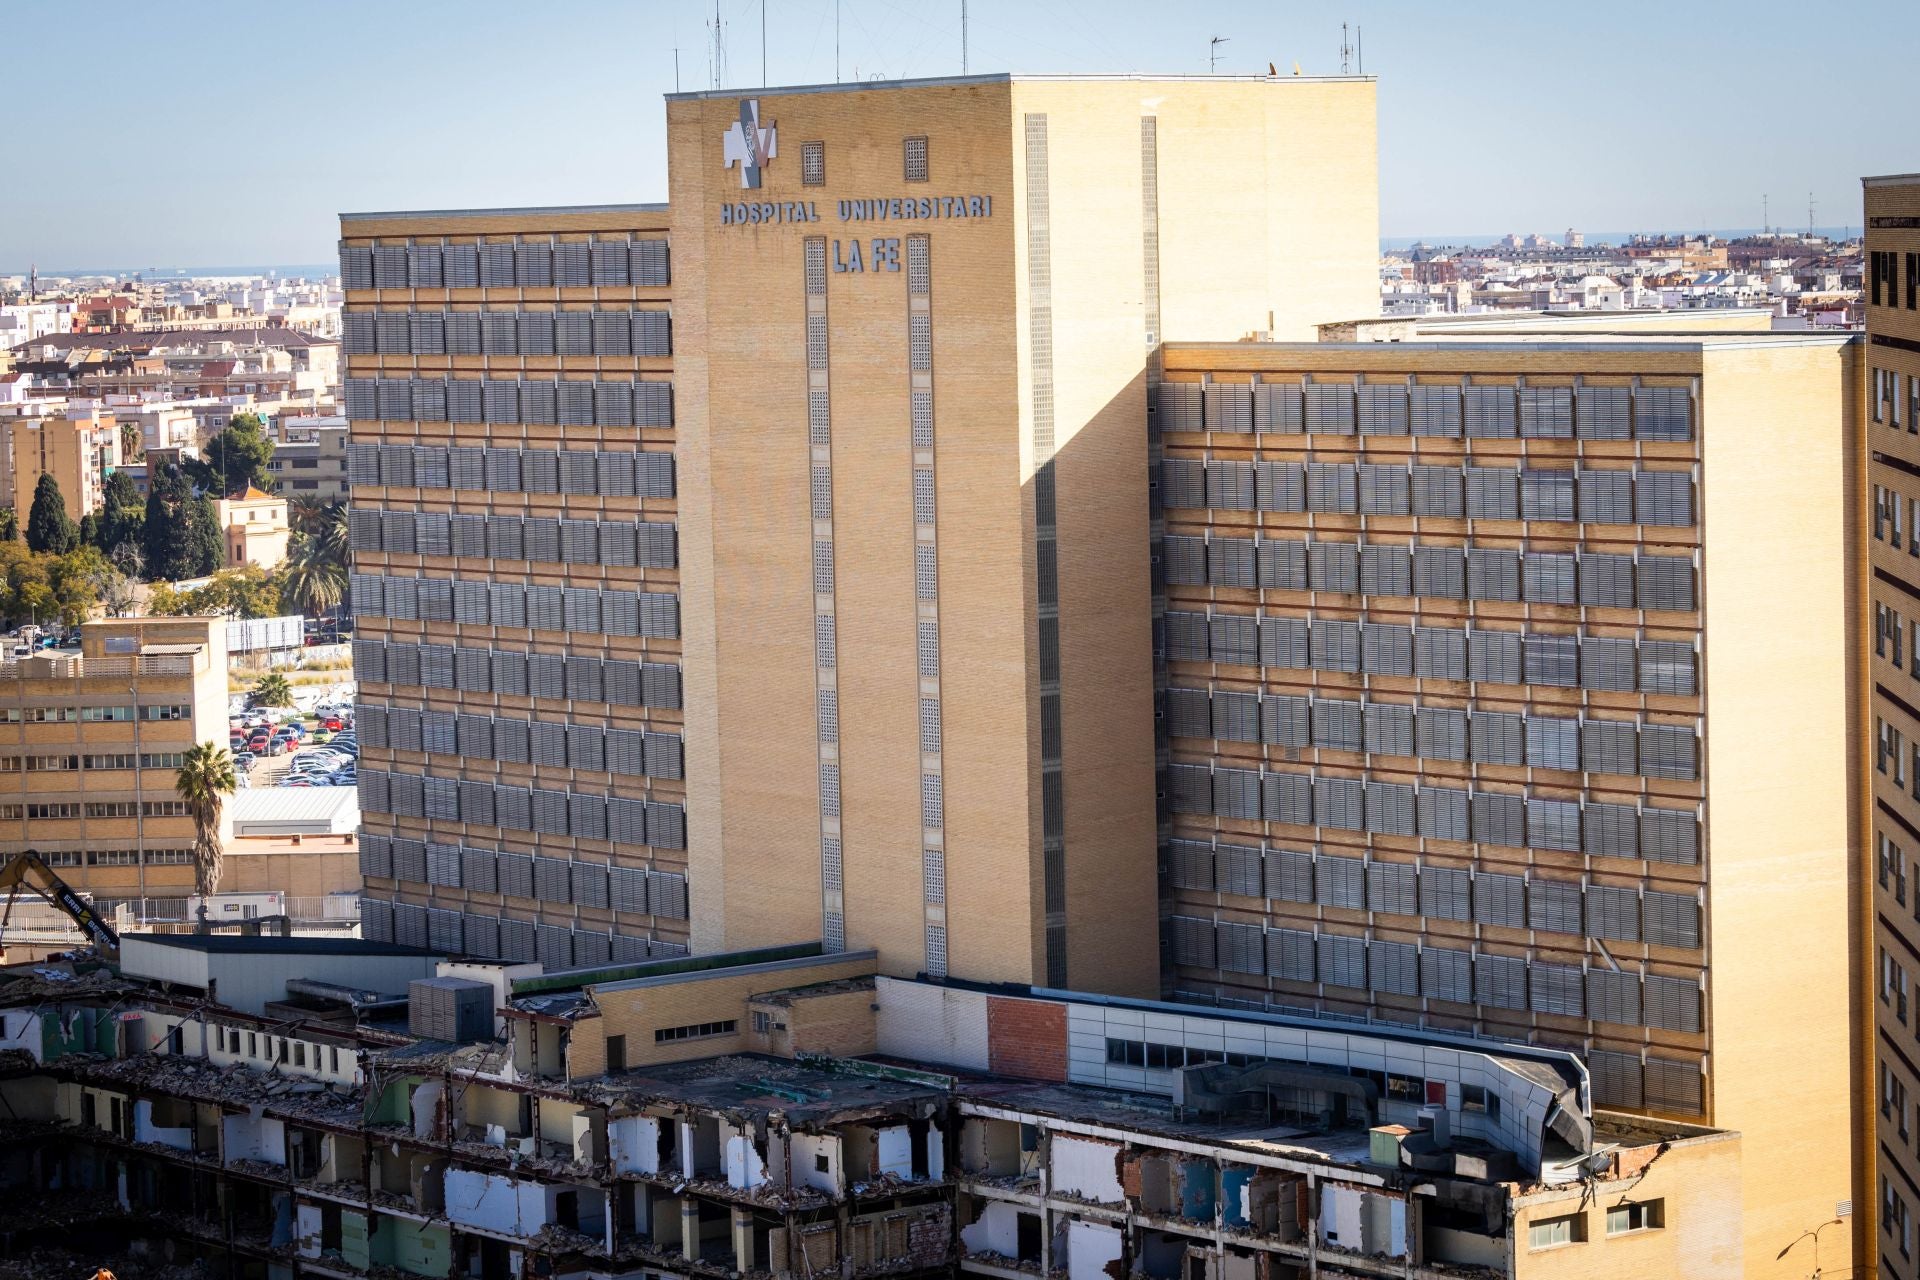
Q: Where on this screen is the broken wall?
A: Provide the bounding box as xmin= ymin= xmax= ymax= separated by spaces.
xmin=1066 ymin=1218 xmax=1124 ymax=1280
xmin=444 ymin=1167 xmax=554 ymax=1237
xmin=1052 ymin=1136 xmax=1123 ymax=1203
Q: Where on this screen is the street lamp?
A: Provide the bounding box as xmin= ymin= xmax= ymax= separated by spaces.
xmin=1776 ymin=1216 xmax=1846 ymax=1278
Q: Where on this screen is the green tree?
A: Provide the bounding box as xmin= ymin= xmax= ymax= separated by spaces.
xmin=25 ymin=475 xmax=76 ymax=555
xmin=119 ymin=421 xmax=144 ymax=462
xmin=142 ymin=465 xmax=194 ymax=581
xmin=0 ymin=507 xmax=18 ymax=542
xmin=187 ymin=565 xmax=280 ymax=620
xmin=175 ymin=743 xmax=236 ymax=899
xmin=46 ymin=547 xmax=106 ymax=628
xmin=188 ymin=412 xmax=275 ymax=494
xmin=251 ymin=671 xmax=292 ymax=708
xmin=186 ymin=493 xmax=222 ymax=578
xmin=96 ymin=470 xmax=145 ymax=559
xmin=279 ymin=533 xmax=346 ymax=617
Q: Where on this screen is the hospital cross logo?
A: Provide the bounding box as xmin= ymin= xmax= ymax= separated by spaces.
xmin=722 ymin=99 xmax=777 ymax=189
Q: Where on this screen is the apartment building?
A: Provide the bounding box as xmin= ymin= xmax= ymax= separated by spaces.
xmin=1867 ymin=171 xmax=1920 ymax=1280
xmin=0 ymin=940 xmax=1748 ymax=1280
xmin=1152 ymin=319 xmax=1863 ymax=1277
xmin=338 ymin=73 xmax=1380 ymax=992
xmin=0 ymin=403 xmax=121 ymax=520
xmin=0 ymin=615 xmax=230 ymax=917
xmin=269 ymin=414 xmax=351 ymax=500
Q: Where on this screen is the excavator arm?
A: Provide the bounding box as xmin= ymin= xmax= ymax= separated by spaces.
xmin=0 ymin=850 xmax=119 ymax=955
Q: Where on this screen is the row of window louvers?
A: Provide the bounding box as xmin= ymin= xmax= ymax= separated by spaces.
xmin=1155 ymin=380 xmax=1695 ymax=443
xmin=356 ymin=704 xmax=682 ymax=780
xmin=1167 ymin=917 xmax=1702 ymax=1038
xmin=351 ymin=639 xmax=681 ymax=709
xmin=1161 ymin=458 xmax=1694 ymax=526
xmin=1164 ymin=612 xmax=1696 ymax=695
xmin=346 ymin=443 xmax=675 ymax=497
xmin=1169 ymin=843 xmax=1699 ymax=948
xmin=1165 ymin=536 xmax=1696 ymax=612
xmin=342 ymin=309 xmax=670 ymax=358
xmin=350 ymin=574 xmax=679 ymax=639
xmin=357 ymin=768 xmax=684 ymax=850
xmin=341 ymin=239 xmax=670 ymax=291
xmin=348 ymin=509 xmax=677 ymax=569
xmin=361 ymin=898 xmax=688 ymax=968
xmin=360 ymin=833 xmax=687 ymax=917
xmin=343 ymin=378 xmax=672 ymax=429
xmin=1168 ymin=688 xmax=1696 ymax=780
xmin=1167 ymin=765 xmax=1699 ymax=865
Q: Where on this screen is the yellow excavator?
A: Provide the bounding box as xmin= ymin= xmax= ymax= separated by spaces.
xmin=0 ymin=850 xmax=120 ymax=956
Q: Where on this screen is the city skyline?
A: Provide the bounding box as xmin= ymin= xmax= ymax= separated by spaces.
xmin=4 ymin=0 xmax=1913 ymax=267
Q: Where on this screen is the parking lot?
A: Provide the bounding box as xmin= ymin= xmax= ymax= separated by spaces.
xmin=230 ymin=682 xmax=357 ymax=791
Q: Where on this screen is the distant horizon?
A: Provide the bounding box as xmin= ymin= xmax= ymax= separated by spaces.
xmin=3 ymin=224 xmax=1862 ymax=281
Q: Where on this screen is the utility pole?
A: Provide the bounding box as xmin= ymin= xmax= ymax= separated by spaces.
xmin=1209 ymin=35 xmax=1230 ymax=73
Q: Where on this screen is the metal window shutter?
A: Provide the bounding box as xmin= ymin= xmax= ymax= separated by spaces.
xmin=1168 ymin=839 xmax=1214 ymax=891
xmin=532 ymin=788 xmax=573 ymax=837
xmin=1518 ymin=386 xmax=1574 ymax=439
xmin=1586 ymin=968 xmax=1642 ymax=1025
xmin=1263 ymin=850 xmax=1313 ymax=903
xmin=570 ymin=861 xmax=611 ymax=909
xmin=1519 ymin=470 xmax=1575 ymax=520
xmin=1581 ymin=719 xmax=1637 ymax=776
xmin=1421 ymin=947 xmax=1473 ymax=1003
xmin=608 ymin=798 xmax=648 ymax=847
xmin=426 ymin=843 xmax=463 ymax=888
xmin=1588 ymin=1049 xmax=1644 ymax=1108
xmin=340 ymin=243 xmax=375 ymax=289
xmin=1213 ymin=768 xmax=1262 ymax=821
xmin=1357 ymin=383 xmax=1409 ymax=436
xmin=535 ymin=925 xmax=573 ymax=970
xmin=421 ymin=711 xmax=457 ymax=753
xmin=1409 ymin=382 xmax=1463 ymax=437
xmin=390 ymin=837 xmax=426 ymax=882
xmin=1463 ymin=384 xmax=1517 ymax=438
xmin=1260 ymin=694 xmax=1309 ymax=748
xmin=1639 ymin=640 xmax=1697 ymax=695
xmin=556 ymin=312 xmax=594 ymax=356
xmin=1211 ymin=690 xmax=1261 ymax=743
xmin=1216 ymin=844 xmax=1263 ymax=898
xmin=478 ymin=242 xmax=516 ymax=286
xmin=1468 ymin=630 xmax=1522 ymax=684
xmin=1367 ymin=861 xmax=1418 ymax=915
xmin=342 ymin=311 xmax=376 ymax=354
xmin=1521 ymin=553 xmax=1577 ymax=604
xmin=1217 ymin=921 xmax=1264 ymax=975
xmin=1257 ymin=538 xmax=1307 ymax=590
xmin=1525 ymin=717 xmax=1580 ymax=771
xmin=1311 ymin=698 xmax=1363 ymax=752
xmin=596 ymin=381 xmax=637 ymax=428
xmin=632 ymin=238 xmax=670 ymax=286
xmin=591 ymin=239 xmax=631 ymax=286
xmin=1464 ymin=467 xmax=1519 ymax=519
xmin=1523 ymin=634 xmax=1579 ymax=687
xmin=1582 ymin=802 xmax=1639 ymax=860
xmin=1586 ymin=884 xmax=1640 ymax=943
xmin=1644 ymin=975 xmax=1702 ymax=1033
xmin=1168 ymin=764 xmax=1212 ymax=814
xmin=1204 ymin=383 xmax=1253 ymax=433
xmin=1419 ymin=867 xmax=1472 ymax=921
xmin=1643 ymin=1057 xmax=1702 ymax=1114
xmin=609 ymin=865 xmax=649 ymax=913
xmin=1315 ymin=852 xmax=1367 ymax=906
xmin=1411 ymin=546 xmax=1465 ymax=599
xmin=635 ymin=310 xmax=672 ymax=356
xmin=344 ymin=379 xmax=379 ymax=421
xmin=1361 ymin=624 xmax=1413 ymax=676
xmin=1416 ymin=786 xmax=1470 ymax=841
xmin=359 ymin=833 xmax=394 ymax=879
xmin=1642 ymin=891 xmax=1700 ymax=948
xmin=438 ymin=242 xmax=479 ymax=287
xmin=414 ymin=446 xmax=451 ymax=489
xmin=482 ymin=310 xmax=519 ymax=355
xmin=1576 ymin=385 xmax=1633 ymax=440
xmin=593 ymin=311 xmax=633 ymax=356
xmin=482 ymin=380 xmax=521 ymax=424
xmin=1635 ymin=385 xmax=1693 ymax=442
xmin=1477 ymin=872 xmax=1531 ymax=927
xmin=1205 ymin=460 xmax=1256 ymax=510
xmin=1469 ymin=711 xmax=1524 ymax=765
xmin=1639 ymin=724 xmax=1698 ymax=780
xmin=1578 ymin=469 xmax=1635 ymax=524
xmin=1527 ymin=877 xmax=1583 ymax=933
xmin=1207 ymin=536 xmax=1256 ymax=588
xmin=1369 ymin=940 xmax=1419 ymax=994
xmin=1261 ymin=771 xmax=1314 ymax=826
xmin=1255 ymin=381 xmax=1304 ymax=434
xmin=1636 ymin=556 xmax=1695 ymax=611
xmin=1578 ymin=637 xmax=1635 ymax=691
xmin=496 ymin=852 xmax=535 ymax=900
xmin=1317 ymin=934 xmax=1366 ymax=988
xmin=1308 ymin=542 xmax=1359 ymax=593
xmin=1163 ymin=535 xmax=1205 ymax=585
xmin=1169 ymin=916 xmax=1216 ymax=967
xmin=386 ymin=644 xmax=421 ymax=685
xmin=572 ymin=931 xmax=612 ymax=969
xmin=1255 ymin=462 xmax=1306 ymax=511
xmin=514 ymin=242 xmax=553 ymax=287
xmin=1466 ymin=549 xmax=1520 ymax=601
xmin=455 ymin=714 xmax=493 ymax=758
xmin=372 ymin=244 xmax=410 ymax=288
xmin=1636 ymin=470 xmax=1695 ymax=527
xmin=1309 ymin=619 xmax=1360 ymax=672
xmin=1528 ymin=963 xmax=1585 ymax=1017
xmin=1474 ymin=954 xmax=1528 ymax=1009
xmin=638 ymin=662 xmax=680 ymax=709
xmin=446 ymin=312 xmax=483 ymax=355
xmin=1304 ymin=381 xmax=1356 ymax=435
xmin=1364 ymin=702 xmax=1414 ymax=756
xmin=492 ymin=718 xmax=530 ymax=765
xmin=635 ymin=379 xmax=672 ymax=429
xmin=415 ymin=514 xmax=452 ymax=558
xmin=1414 ymin=627 xmax=1468 ymax=680
xmin=1259 ymin=616 xmax=1310 ymax=669
xmin=1266 ymin=928 xmax=1315 ymax=982
xmin=553 ymin=241 xmax=591 ymax=286
xmin=1410 ymin=465 xmax=1464 ymax=516
xmin=1209 ymin=614 xmax=1258 ymax=666
xmin=1305 ymin=463 xmax=1358 ymax=513
xmin=567 ymin=724 xmax=607 ymax=772
xmin=498 ymin=918 xmax=537 ymax=962
xmin=1155 ymin=383 xmax=1203 ymax=433
xmin=1360 ymin=545 xmax=1411 ymax=597
xmin=1471 ymin=791 xmax=1527 ymax=848
xmin=393 ymin=903 xmax=429 ymax=950
xmin=420 ymin=643 xmax=454 ymax=685
xmin=1163 ymin=612 xmax=1207 ymax=662
xmin=518 ymin=307 xmax=558 ymax=355
xmin=486 ymin=517 xmax=525 ymax=560
xmin=1577 ymin=554 xmax=1636 ymax=608
xmin=566 ymin=653 xmax=605 ymax=701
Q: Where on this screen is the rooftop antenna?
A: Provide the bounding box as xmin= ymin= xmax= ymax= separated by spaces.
xmin=713 ymin=0 xmax=724 ymax=89
xmin=673 ymin=45 xmax=681 ymax=92
xmin=1340 ymin=23 xmax=1352 ymax=74
xmin=762 ymin=0 xmax=768 ymax=86
xmin=1357 ymin=26 xmax=1363 ymax=74
xmin=961 ymin=0 xmax=968 ymax=74
xmin=1209 ymin=35 xmax=1230 ymax=73
xmin=1808 ymin=191 xmax=1815 ymax=238
xmin=835 ymin=0 xmax=841 ymax=82
xmin=1762 ymin=192 xmax=1769 ymax=237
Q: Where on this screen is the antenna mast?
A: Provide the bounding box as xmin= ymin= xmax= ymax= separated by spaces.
xmin=1209 ymin=35 xmax=1230 ymax=73
xmin=1357 ymin=26 xmax=1363 ymax=74
xmin=835 ymin=0 xmax=842 ymax=82
xmin=1762 ymin=192 xmax=1769 ymax=237
xmin=1340 ymin=23 xmax=1352 ymax=74
xmin=713 ymin=0 xmax=724 ymax=89
xmin=762 ymin=0 xmax=768 ymax=86
xmin=1808 ymin=191 xmax=1815 ymax=238
xmin=962 ymin=0 xmax=969 ymax=74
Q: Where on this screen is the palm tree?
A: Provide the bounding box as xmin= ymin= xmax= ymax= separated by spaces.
xmin=175 ymin=742 xmax=236 ymax=899
xmin=252 ymin=671 xmax=293 ymax=708
xmin=279 ymin=538 xmax=345 ymax=617
xmin=313 ymin=499 xmax=348 ymax=564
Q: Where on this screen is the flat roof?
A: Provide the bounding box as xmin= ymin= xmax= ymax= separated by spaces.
xmin=1864 ymin=173 xmax=1920 ymax=188
xmin=126 ymin=934 xmax=435 ymax=957
xmin=665 ymin=71 xmax=1371 ymax=101
xmin=1165 ymin=332 xmax=1859 ymax=355
xmin=340 ymin=202 xmax=668 ymax=223
xmin=602 ymin=1052 xmax=947 ymax=1124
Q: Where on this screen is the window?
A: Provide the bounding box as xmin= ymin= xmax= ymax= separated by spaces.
xmin=143 ymin=705 xmax=189 ymax=721
xmin=1385 ymin=1073 xmax=1424 ymax=1102
xmin=606 ymin=1034 xmax=626 ymax=1071
xmin=1885 ymin=833 xmax=1910 ymax=907
xmin=1884 ymin=1062 xmax=1912 ymax=1141
xmin=801 ymin=141 xmax=826 ymax=186
xmin=80 ymin=706 xmax=134 ymax=722
xmin=654 ymin=1020 xmax=736 ymax=1044
xmin=1604 ymin=1200 xmax=1664 ymax=1236
xmin=294 ymin=1042 xmax=306 ymax=1067
xmin=1460 ymin=1084 xmax=1499 ymax=1118
xmin=752 ymin=1011 xmax=774 ymax=1034
xmin=1885 ymin=947 xmax=1911 ymax=1023
xmin=904 ymin=135 xmax=929 ymax=182
xmin=1528 ymin=1215 xmax=1582 ymax=1249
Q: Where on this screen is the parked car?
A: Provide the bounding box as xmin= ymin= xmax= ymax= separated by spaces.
xmin=233 ymin=752 xmax=256 ymax=773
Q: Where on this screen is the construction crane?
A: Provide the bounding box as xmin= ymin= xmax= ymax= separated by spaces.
xmin=0 ymin=850 xmax=120 ymax=955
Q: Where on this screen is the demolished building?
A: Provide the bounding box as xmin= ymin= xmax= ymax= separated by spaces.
xmin=0 ymin=936 xmax=1737 ymax=1279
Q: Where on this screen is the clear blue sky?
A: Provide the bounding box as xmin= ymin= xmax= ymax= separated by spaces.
xmin=3 ymin=0 xmax=1911 ymax=269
